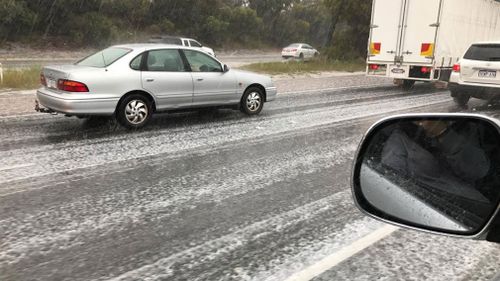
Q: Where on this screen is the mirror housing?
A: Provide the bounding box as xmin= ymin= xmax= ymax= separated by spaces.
xmin=223 ymin=64 xmax=230 ymax=73
xmin=352 ymin=114 xmax=500 ymax=242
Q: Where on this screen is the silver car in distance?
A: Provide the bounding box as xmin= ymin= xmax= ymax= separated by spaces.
xmin=36 ymin=44 xmax=277 ymax=128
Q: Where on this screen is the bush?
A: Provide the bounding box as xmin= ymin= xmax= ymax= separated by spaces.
xmin=324 ymin=30 xmax=367 ymax=60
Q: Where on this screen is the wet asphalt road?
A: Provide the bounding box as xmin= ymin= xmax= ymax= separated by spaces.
xmin=1 ymin=79 xmax=499 ymax=281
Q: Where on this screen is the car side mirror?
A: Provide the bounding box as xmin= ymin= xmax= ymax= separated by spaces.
xmin=352 ymin=114 xmax=500 ymax=242
xmin=223 ymin=64 xmax=230 ymax=73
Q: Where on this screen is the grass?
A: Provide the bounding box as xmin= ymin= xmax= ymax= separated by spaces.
xmin=241 ymin=59 xmax=366 ymax=75
xmin=0 ymin=66 xmax=42 ymax=90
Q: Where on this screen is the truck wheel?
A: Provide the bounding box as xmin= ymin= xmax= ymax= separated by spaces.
xmin=116 ymin=94 xmax=153 ymax=129
xmin=402 ymin=80 xmax=415 ymax=90
xmin=452 ymin=93 xmax=470 ymax=107
xmin=240 ymin=87 xmax=264 ymax=115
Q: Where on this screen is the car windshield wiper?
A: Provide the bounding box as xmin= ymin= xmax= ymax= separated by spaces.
xmin=488 ymin=57 xmax=500 ymax=61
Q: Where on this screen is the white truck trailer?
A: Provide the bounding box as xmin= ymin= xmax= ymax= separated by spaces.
xmin=366 ymin=0 xmax=500 ymax=89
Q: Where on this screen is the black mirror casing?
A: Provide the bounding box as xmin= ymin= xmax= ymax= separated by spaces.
xmin=352 ymin=114 xmax=500 ymax=242
xmin=223 ymin=64 xmax=230 ymax=73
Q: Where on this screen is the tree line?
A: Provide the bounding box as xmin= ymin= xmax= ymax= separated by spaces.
xmin=0 ymin=0 xmax=371 ymax=59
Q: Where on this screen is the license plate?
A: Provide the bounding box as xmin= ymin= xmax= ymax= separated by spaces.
xmin=478 ymin=70 xmax=497 ymax=78
xmin=391 ymin=68 xmax=405 ymax=74
xmin=47 ymin=78 xmax=57 ymax=88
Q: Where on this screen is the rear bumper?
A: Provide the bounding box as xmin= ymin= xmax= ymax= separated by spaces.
xmin=36 ymin=88 xmax=119 ymax=116
xmin=449 ymin=82 xmax=500 ymax=99
xmin=366 ymin=62 xmax=447 ymax=81
xmin=265 ymin=86 xmax=277 ymax=102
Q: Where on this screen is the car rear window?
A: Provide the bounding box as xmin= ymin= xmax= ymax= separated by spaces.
xmin=287 ymin=44 xmax=301 ymax=48
xmin=463 ymin=44 xmax=500 ymax=61
xmin=76 ymin=47 xmax=131 ymax=67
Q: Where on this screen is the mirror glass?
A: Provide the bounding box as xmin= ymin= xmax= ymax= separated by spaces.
xmin=355 ymin=117 xmax=500 ymax=234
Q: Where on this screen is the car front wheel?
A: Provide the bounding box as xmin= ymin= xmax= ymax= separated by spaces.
xmin=241 ymin=87 xmax=264 ymax=115
xmin=117 ymin=94 xmax=153 ymax=129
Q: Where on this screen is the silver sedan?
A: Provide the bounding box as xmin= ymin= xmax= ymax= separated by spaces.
xmin=36 ymin=44 xmax=277 ymax=128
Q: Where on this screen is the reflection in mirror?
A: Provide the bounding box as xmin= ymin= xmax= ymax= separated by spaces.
xmin=356 ymin=117 xmax=500 ymax=234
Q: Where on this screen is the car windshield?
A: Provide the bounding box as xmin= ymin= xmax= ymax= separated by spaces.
xmin=464 ymin=44 xmax=500 ymax=61
xmin=76 ymin=47 xmax=131 ymax=67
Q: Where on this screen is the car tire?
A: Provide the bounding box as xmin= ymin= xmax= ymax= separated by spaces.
xmin=299 ymin=53 xmax=304 ymax=60
xmin=116 ymin=94 xmax=153 ymax=129
xmin=452 ymin=92 xmax=470 ymax=107
xmin=402 ymin=80 xmax=415 ymax=90
xmin=240 ymin=87 xmax=264 ymax=115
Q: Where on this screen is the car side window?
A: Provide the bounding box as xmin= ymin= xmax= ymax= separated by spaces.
xmin=189 ymin=40 xmax=202 ymax=48
xmin=146 ymin=49 xmax=186 ymax=72
xmin=130 ymin=53 xmax=143 ymax=70
xmin=183 ymin=50 xmax=222 ymax=72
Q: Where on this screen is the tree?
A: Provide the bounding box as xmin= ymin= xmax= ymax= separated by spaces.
xmin=323 ymin=0 xmax=372 ymax=59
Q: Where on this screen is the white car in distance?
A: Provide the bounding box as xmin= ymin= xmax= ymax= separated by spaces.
xmin=281 ymin=43 xmax=319 ymax=60
xmin=149 ymin=36 xmax=216 ymax=57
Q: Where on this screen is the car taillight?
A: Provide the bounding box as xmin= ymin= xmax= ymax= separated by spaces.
xmin=57 ymin=79 xmax=89 ymax=92
xmin=453 ymin=63 xmax=461 ymax=72
xmin=421 ymin=67 xmax=432 ymax=73
xmin=40 ymin=73 xmax=47 ymax=86
xmin=369 ymin=64 xmax=380 ymax=70
xmin=291 ymin=49 xmax=297 ymax=52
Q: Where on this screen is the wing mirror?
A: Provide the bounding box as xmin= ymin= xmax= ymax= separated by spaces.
xmin=223 ymin=64 xmax=230 ymax=73
xmin=352 ymin=114 xmax=500 ymax=242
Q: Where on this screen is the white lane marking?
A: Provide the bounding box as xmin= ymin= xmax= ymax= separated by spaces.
xmin=280 ymin=83 xmax=391 ymax=95
xmin=283 ymin=225 xmax=399 ymax=281
xmin=0 ymin=163 xmax=36 ymax=172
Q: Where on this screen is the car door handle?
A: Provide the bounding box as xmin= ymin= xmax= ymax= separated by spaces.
xmin=145 ymin=78 xmax=154 ymax=82
xmin=197 ymin=78 xmax=204 ymax=81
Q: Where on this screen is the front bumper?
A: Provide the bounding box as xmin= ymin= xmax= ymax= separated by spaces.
xmin=36 ymin=88 xmax=119 ymax=116
xmin=266 ymin=86 xmax=278 ymax=102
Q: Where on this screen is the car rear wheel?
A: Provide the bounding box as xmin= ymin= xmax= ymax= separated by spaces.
xmin=117 ymin=94 xmax=153 ymax=129
xmin=452 ymin=92 xmax=470 ymax=107
xmin=240 ymin=87 xmax=264 ymax=115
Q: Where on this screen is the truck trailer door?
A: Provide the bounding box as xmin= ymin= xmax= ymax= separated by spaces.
xmin=399 ymin=0 xmax=443 ymax=64
xmin=368 ymin=0 xmax=405 ymax=63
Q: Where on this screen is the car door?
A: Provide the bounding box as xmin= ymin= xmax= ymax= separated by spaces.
xmin=182 ymin=49 xmax=238 ymax=106
xmin=141 ymin=49 xmax=194 ymax=110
